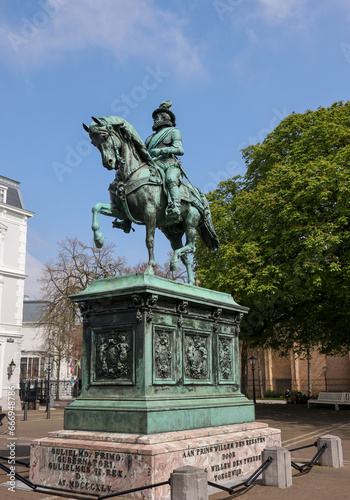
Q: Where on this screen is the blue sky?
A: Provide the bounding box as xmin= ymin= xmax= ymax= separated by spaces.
xmin=1 ymin=0 xmax=350 ymax=297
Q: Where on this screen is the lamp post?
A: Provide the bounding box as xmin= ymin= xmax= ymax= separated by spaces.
xmin=45 ymin=353 xmax=54 ymax=419
xmin=249 ymin=356 xmax=257 ymax=404
xmin=7 ymin=359 xmax=16 ymax=380
xmin=322 ymin=365 xmax=328 ymax=392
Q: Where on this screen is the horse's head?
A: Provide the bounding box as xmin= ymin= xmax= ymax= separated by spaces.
xmin=83 ymin=117 xmax=124 ymax=171
xmin=84 ymin=115 xmax=156 ymax=178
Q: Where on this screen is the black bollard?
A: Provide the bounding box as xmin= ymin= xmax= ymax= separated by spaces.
xmin=23 ymin=402 xmax=28 ymax=421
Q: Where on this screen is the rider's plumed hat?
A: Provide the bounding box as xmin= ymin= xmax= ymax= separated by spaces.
xmin=152 ymin=100 xmax=176 ymax=126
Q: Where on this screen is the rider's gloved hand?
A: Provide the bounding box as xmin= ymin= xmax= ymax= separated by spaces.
xmin=150 ymin=148 xmax=161 ymax=157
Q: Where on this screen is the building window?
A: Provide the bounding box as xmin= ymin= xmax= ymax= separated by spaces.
xmin=20 ymin=358 xmax=28 ymax=379
xmin=20 ymin=356 xmax=43 ymax=379
xmin=0 ymin=187 xmax=7 ymax=204
xmin=29 ymin=358 xmax=39 ymax=378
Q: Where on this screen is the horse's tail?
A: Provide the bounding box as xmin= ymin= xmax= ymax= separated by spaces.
xmin=197 ymin=213 xmax=220 ymax=250
xmin=188 ymin=186 xmax=220 ymax=250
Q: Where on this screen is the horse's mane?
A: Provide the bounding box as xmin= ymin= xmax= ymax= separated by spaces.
xmin=90 ymin=116 xmax=154 ymax=165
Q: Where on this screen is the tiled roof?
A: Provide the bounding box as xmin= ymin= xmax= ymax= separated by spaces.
xmin=0 ymin=175 xmax=24 ymax=209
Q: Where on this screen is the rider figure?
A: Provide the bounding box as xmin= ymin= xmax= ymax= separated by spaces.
xmin=145 ymin=100 xmax=184 ymax=221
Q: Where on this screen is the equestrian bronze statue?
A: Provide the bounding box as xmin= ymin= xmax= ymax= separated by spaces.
xmin=83 ymin=100 xmax=219 ymax=285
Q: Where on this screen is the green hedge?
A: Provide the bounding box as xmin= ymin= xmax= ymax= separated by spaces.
xmin=263 ymin=389 xmax=307 ymax=403
xmin=263 ymin=390 xmax=295 ymax=398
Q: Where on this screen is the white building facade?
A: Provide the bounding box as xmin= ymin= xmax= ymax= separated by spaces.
xmin=0 ymin=175 xmax=33 ymax=411
xmin=21 ymin=299 xmax=73 ymax=402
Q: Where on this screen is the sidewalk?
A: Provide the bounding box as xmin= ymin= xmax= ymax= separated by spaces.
xmin=0 ymin=403 xmax=349 ymax=499
xmin=211 ymin=403 xmax=350 ymax=499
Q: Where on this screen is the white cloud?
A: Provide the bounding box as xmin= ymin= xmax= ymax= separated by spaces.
xmin=256 ymin=0 xmax=306 ymax=22
xmin=24 ymin=252 xmax=43 ymax=300
xmin=0 ymin=0 xmax=205 ymax=78
xmin=27 ymin=228 xmax=51 ymax=250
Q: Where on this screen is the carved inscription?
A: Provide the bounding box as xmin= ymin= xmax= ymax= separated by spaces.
xmin=181 ymin=436 xmax=266 ymax=482
xmin=47 ymin=448 xmax=129 ymax=492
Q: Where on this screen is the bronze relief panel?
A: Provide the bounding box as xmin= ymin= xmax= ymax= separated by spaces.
xmin=91 ymin=327 xmax=135 ymax=385
xmin=183 ymin=330 xmax=212 ymax=384
xmin=218 ymin=336 xmax=235 ymax=383
xmin=153 ymin=326 xmax=176 ymax=384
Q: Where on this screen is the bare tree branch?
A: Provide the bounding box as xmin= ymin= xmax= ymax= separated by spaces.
xmin=37 ymin=238 xmax=129 ymax=398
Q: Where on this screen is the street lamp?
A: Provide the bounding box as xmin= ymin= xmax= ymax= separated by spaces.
xmin=249 ymin=356 xmax=257 ymax=404
xmin=45 ymin=352 xmax=54 ymax=419
xmin=322 ymin=365 xmax=328 ymax=392
xmin=7 ymin=360 xmax=16 ymax=380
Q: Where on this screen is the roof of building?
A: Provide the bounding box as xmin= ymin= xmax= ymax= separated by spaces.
xmin=23 ymin=300 xmax=48 ymax=323
xmin=0 ymin=175 xmax=25 ymax=209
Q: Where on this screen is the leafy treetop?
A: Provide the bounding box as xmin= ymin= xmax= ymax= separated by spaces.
xmin=194 ymin=101 xmax=350 ymax=355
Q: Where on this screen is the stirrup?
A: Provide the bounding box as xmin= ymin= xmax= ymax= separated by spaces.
xmin=112 ymin=218 xmax=134 ymax=233
xmin=165 ymin=205 xmax=182 ymax=222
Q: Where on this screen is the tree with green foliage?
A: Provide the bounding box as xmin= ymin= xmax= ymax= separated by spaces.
xmin=194 ymin=101 xmax=350 ymax=358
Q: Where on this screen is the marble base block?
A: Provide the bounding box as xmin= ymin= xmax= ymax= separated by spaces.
xmin=30 ymin=422 xmax=281 ymax=499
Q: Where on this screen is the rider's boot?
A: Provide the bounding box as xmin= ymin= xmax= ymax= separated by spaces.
xmin=166 ymin=184 xmax=182 ymax=222
xmin=113 ymin=218 xmax=134 ymax=233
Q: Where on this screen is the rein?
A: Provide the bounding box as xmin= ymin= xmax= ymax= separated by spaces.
xmin=107 ymin=128 xmax=162 ymax=225
xmin=110 ymin=131 xmax=125 ymax=173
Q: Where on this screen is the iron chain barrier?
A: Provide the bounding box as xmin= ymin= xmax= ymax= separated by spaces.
xmin=0 ymin=439 xmax=330 ymax=499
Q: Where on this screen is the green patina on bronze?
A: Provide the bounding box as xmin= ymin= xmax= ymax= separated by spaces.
xmin=65 ymin=274 xmax=254 ymax=434
xmin=84 ymin=100 xmax=219 ymax=285
xmin=68 ymin=103 xmax=253 ymax=434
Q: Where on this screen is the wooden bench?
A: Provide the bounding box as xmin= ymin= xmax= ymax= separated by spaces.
xmin=308 ymin=391 xmax=350 ymax=410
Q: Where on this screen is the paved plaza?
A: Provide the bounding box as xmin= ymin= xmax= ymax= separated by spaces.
xmin=0 ymin=402 xmax=349 ymax=500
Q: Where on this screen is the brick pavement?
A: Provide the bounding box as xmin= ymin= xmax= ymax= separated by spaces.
xmin=0 ymin=403 xmax=349 ymax=499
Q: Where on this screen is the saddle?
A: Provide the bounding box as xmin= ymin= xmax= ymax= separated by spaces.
xmin=109 ymin=164 xmax=209 ymax=231
xmin=149 ymin=164 xmax=210 ymax=221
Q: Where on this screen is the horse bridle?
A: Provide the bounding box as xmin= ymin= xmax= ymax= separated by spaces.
xmin=105 ymin=126 xmax=125 ymax=172
xmin=90 ymin=118 xmax=161 ymax=226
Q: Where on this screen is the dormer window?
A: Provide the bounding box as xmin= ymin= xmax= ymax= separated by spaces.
xmin=0 ymin=186 xmax=7 ymax=204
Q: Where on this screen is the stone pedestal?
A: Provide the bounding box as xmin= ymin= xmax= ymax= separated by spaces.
xmin=65 ymin=274 xmax=254 ymax=433
xmin=30 ymin=422 xmax=281 ymax=499
xmin=31 ymin=275 xmax=279 ymax=498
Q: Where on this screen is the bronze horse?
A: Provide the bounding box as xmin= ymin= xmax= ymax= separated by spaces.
xmin=83 ymin=116 xmax=219 ymax=285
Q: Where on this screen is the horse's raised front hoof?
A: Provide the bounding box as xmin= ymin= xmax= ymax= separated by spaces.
xmin=94 ymin=233 xmax=106 ymax=248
